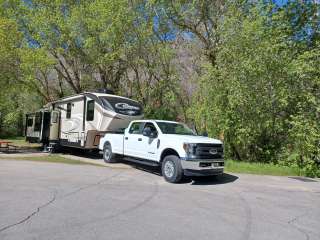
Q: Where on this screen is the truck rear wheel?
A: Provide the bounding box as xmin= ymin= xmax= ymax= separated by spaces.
xmin=103 ymin=143 xmax=117 ymax=163
xmin=162 ymin=155 xmax=183 ymax=183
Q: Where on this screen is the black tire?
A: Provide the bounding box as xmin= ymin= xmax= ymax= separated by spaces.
xmin=161 ymin=155 xmax=183 ymax=183
xmin=103 ymin=142 xmax=117 ymax=163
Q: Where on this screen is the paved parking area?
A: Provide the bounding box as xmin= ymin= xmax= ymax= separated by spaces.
xmin=0 ymin=160 xmax=319 ymax=240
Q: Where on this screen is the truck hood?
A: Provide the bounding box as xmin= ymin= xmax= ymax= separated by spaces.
xmin=162 ymin=134 xmax=222 ymax=144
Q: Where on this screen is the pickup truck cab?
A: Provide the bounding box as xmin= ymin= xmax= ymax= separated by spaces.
xmin=99 ymin=120 xmax=224 ymax=183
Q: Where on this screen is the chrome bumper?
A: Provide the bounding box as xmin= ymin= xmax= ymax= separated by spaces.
xmin=180 ymin=158 xmax=224 ymax=176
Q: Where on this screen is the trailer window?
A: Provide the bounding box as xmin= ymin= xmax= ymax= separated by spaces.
xmin=66 ymin=103 xmax=72 ymax=119
xmin=129 ymin=122 xmax=142 ymax=134
xmin=86 ymin=100 xmax=94 ymax=121
xmin=51 ymin=112 xmax=58 ymax=123
xmin=34 ymin=113 xmax=42 ymax=132
xmin=27 ymin=117 xmax=33 ymax=127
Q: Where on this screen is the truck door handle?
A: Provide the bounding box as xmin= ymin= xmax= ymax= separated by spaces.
xmin=125 ymin=137 xmax=128 ymax=140
xmin=138 ymin=138 xmax=142 ymax=141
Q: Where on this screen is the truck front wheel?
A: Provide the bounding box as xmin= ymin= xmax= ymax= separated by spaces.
xmin=162 ymin=155 xmax=183 ymax=183
xmin=103 ymin=143 xmax=117 ymax=163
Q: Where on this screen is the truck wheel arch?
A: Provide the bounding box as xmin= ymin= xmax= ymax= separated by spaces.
xmin=103 ymin=141 xmax=118 ymax=163
xmin=103 ymin=141 xmax=111 ymax=150
xmin=160 ymin=148 xmax=180 ymax=163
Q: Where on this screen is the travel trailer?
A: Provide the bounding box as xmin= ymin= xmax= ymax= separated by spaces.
xmin=25 ymin=91 xmax=143 ymax=151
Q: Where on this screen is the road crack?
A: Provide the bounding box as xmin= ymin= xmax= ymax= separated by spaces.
xmin=0 ymin=172 xmax=123 ymax=233
xmin=66 ymin=174 xmax=160 ymax=230
xmin=288 ymin=211 xmax=310 ymax=240
xmin=236 ymin=191 xmax=252 ymax=240
xmin=60 ymin=172 xmax=123 ymax=199
xmin=0 ymin=189 xmax=57 ymax=233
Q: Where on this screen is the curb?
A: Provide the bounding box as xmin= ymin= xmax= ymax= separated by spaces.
xmin=0 ymin=152 xmax=132 ymax=169
xmin=60 ymin=154 xmax=132 ymax=169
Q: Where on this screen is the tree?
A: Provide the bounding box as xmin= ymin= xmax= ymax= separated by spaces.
xmin=156 ymin=0 xmax=227 ymax=66
xmin=188 ymin=3 xmax=320 ymax=176
xmin=0 ymin=16 xmax=22 ymax=136
xmin=284 ymin=41 xmax=320 ymax=177
xmin=4 ymin=0 xmax=186 ymax=120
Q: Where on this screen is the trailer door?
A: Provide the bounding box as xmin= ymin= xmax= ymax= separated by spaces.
xmin=49 ymin=110 xmax=60 ymax=141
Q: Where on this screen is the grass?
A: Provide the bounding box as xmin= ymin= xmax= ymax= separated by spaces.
xmin=0 ymin=138 xmax=306 ymax=177
xmin=225 ymin=159 xmax=303 ymax=176
xmin=0 ymin=155 xmax=103 ymax=167
xmin=1 ymin=156 xmax=304 ymax=176
xmin=0 ymin=136 xmax=41 ymax=148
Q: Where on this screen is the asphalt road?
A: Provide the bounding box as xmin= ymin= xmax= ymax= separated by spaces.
xmin=0 ymin=160 xmax=319 ymax=240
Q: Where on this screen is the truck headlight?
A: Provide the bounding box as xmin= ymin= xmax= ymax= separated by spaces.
xmin=183 ymin=143 xmax=197 ymax=155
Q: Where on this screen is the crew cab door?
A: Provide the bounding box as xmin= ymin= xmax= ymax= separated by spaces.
xmin=124 ymin=122 xmax=144 ymax=158
xmin=140 ymin=122 xmax=159 ymax=161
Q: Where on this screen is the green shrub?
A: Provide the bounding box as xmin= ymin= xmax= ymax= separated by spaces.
xmin=280 ymin=115 xmax=320 ymax=177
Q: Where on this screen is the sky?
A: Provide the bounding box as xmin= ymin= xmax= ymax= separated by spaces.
xmin=274 ymin=0 xmax=288 ymax=6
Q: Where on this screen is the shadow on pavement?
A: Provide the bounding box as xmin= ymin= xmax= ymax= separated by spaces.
xmin=59 ymin=148 xmax=102 ymax=159
xmin=191 ymin=173 xmax=239 ymax=185
xmin=56 ymin=149 xmax=239 ymax=185
xmin=288 ymin=176 xmax=318 ymax=182
xmin=119 ymin=160 xmax=239 ymax=185
xmin=121 ymin=160 xmax=162 ymax=176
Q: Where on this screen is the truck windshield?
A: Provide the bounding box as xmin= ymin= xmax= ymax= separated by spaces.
xmin=156 ymin=122 xmax=196 ymax=136
xmin=99 ymin=96 xmax=142 ymax=116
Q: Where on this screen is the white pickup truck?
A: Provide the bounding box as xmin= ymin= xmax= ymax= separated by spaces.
xmin=99 ymin=120 xmax=224 ymax=183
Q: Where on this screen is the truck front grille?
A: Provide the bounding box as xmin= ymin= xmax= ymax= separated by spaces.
xmin=194 ymin=143 xmax=223 ymax=159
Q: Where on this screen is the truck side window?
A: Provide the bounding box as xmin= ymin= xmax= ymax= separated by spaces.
xmin=66 ymin=103 xmax=72 ymax=119
xmin=129 ymin=122 xmax=142 ymax=134
xmin=86 ymin=100 xmax=95 ymax=121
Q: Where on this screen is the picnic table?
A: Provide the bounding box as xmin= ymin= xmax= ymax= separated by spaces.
xmin=0 ymin=141 xmax=16 ymax=152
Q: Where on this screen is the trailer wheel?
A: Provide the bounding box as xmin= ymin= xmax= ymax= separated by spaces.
xmin=103 ymin=142 xmax=117 ymax=163
xmin=161 ymin=155 xmax=183 ymax=183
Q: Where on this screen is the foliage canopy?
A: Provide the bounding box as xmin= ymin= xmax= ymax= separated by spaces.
xmin=0 ymin=0 xmax=319 ymax=176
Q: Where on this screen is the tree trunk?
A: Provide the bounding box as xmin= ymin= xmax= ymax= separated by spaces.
xmin=0 ymin=112 xmax=2 ymax=137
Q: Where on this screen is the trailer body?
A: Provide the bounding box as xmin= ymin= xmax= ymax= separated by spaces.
xmin=25 ymin=91 xmax=143 ymax=150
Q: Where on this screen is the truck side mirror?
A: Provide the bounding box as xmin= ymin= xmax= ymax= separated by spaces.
xmin=202 ymin=131 xmax=208 ymax=137
xmin=150 ymin=131 xmax=158 ymax=138
xmin=143 ymin=127 xmax=151 ymax=137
